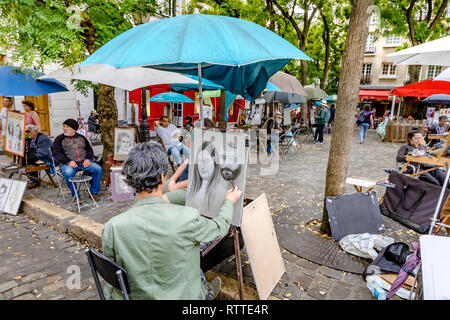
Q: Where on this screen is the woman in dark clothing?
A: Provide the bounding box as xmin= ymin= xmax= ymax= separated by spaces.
xmin=397 ymin=128 xmax=447 ymax=186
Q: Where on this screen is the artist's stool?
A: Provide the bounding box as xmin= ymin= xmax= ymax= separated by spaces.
xmin=69 ymin=175 xmax=99 ymax=214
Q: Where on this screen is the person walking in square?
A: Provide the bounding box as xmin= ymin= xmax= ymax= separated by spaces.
xmin=314 ymin=100 xmax=329 ymax=145
xmin=358 ymin=104 xmax=374 ymax=144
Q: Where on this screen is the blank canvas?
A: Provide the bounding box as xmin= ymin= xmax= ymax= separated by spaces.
xmin=241 ymin=194 xmax=285 ymax=300
xmin=420 ymin=235 xmax=450 ymax=300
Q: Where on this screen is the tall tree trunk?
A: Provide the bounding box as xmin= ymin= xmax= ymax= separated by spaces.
xmin=218 ymin=89 xmax=227 ymax=129
xmin=320 ymin=10 xmax=331 ymax=90
xmin=266 ymin=0 xmax=276 ymax=31
xmin=97 ymin=84 xmax=118 ymax=182
xmin=320 ymin=0 xmax=374 ymax=235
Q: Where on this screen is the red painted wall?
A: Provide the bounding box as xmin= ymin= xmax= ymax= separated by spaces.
xmin=129 ymin=87 xmax=246 ymax=130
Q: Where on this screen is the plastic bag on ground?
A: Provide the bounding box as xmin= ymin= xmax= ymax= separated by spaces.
xmin=366 ymin=274 xmax=415 ymax=300
xmin=376 ymin=119 xmax=389 ymax=141
xmin=339 ymin=233 xmax=395 ymax=260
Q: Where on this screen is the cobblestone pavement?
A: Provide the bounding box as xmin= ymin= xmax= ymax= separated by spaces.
xmin=0 ymin=129 xmax=415 ymax=300
xmin=0 ymin=214 xmax=98 ymax=300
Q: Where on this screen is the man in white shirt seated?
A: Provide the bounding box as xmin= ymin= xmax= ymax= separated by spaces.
xmin=154 ymin=116 xmax=190 ymax=165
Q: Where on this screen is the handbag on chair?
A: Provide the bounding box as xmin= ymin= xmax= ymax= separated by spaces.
xmin=380 ymin=171 xmax=450 ymax=233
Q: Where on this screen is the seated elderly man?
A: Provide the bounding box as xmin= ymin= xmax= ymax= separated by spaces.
xmin=101 ymin=141 xmax=242 ymax=300
xmin=24 ymin=124 xmax=53 ymax=189
xmin=51 ymin=119 xmax=102 ymax=201
xmin=154 ymin=116 xmax=190 ymax=166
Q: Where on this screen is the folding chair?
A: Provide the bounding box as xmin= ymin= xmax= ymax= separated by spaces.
xmin=278 ymin=133 xmax=289 ymax=160
xmin=157 ymin=136 xmax=176 ymax=172
xmin=85 ymin=247 xmax=131 ymax=300
xmin=50 ymin=152 xmax=71 ymax=202
xmin=292 ymin=128 xmax=302 ymax=151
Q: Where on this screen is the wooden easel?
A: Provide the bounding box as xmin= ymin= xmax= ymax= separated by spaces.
xmin=7 ymin=153 xmax=57 ymax=187
xmin=400 ymin=133 xmax=450 ymax=177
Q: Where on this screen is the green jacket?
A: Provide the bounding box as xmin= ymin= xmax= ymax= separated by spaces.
xmin=315 ymin=107 xmax=329 ymax=125
xmin=101 ymin=190 xmax=233 ymax=300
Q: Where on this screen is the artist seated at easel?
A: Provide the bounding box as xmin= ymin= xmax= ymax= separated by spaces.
xmin=397 ymin=128 xmax=448 ymax=187
xmin=101 ymin=141 xmax=242 ymax=300
xmin=24 ymin=125 xmax=53 ymax=189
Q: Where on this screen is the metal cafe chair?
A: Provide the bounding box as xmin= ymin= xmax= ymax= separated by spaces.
xmin=85 ymin=247 xmax=131 ymax=300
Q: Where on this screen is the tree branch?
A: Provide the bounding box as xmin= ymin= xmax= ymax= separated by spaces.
xmin=272 ymin=0 xmax=302 ymax=40
xmin=428 ymin=0 xmax=448 ymax=32
xmin=405 ymin=0 xmax=418 ymax=45
xmin=425 ymin=0 xmax=433 ymax=22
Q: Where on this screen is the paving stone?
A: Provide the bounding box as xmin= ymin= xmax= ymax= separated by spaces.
xmin=54 ymin=241 xmax=78 ymax=250
xmin=4 ymin=284 xmax=32 ymax=299
xmin=295 ymin=258 xmax=319 ymax=271
xmin=42 ymin=283 xmax=59 ymax=294
xmin=64 ymin=245 xmax=84 ymax=253
xmin=281 ymin=251 xmax=299 ymax=263
xmin=319 ymin=266 xmax=343 ymax=280
xmin=306 ymin=286 xmax=328 ymax=300
xmin=329 ymin=284 xmax=352 ymax=300
xmin=283 ymin=284 xmax=305 ymax=300
xmin=12 ymin=293 xmax=36 ymax=300
xmin=0 ymin=280 xmax=18 ymax=293
xmin=353 ymin=285 xmax=375 ymax=300
xmin=311 ymin=274 xmax=335 ymax=291
xmin=292 ymin=274 xmax=314 ymax=290
xmin=342 ymin=273 xmax=365 ymax=286
xmin=21 ymin=272 xmax=48 ymax=284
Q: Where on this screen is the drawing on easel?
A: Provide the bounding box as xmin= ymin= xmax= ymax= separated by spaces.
xmin=5 ymin=111 xmax=25 ymax=157
xmin=186 ymin=128 xmax=248 ymax=227
xmin=114 ymin=127 xmax=136 ymax=161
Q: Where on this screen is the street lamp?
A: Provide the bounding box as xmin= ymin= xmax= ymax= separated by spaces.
xmin=139 ymin=88 xmax=150 ymax=142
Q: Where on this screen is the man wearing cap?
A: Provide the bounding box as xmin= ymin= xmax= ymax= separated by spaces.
xmin=51 ymin=119 xmax=102 ymax=201
xmin=314 ymin=100 xmax=329 ymax=145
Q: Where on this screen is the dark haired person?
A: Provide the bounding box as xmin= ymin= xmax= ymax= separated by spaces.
xmin=88 ymin=110 xmax=100 ymax=134
xmin=397 ymin=128 xmax=447 ymax=186
xmin=101 ymin=141 xmax=243 ymax=299
xmin=428 ymin=115 xmax=449 ymax=149
xmin=22 ymin=100 xmax=41 ymax=131
xmin=326 ymin=103 xmax=335 ymax=134
xmin=358 ymin=104 xmax=374 ymax=144
xmin=51 ymin=119 xmax=102 ymax=200
xmin=154 ymin=116 xmax=190 ymax=165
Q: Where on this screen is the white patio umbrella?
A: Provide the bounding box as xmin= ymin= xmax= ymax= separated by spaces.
xmin=386 ymin=36 xmax=450 ymax=67
xmin=435 ymin=67 xmax=450 ymax=82
xmin=39 ymin=63 xmax=198 ymax=91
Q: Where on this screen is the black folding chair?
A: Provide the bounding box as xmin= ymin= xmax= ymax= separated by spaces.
xmin=85 ymin=247 xmax=131 ymax=300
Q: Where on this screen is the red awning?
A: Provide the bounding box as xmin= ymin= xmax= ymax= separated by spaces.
xmin=391 ymin=79 xmax=450 ymax=97
xmin=359 ymin=89 xmax=391 ymax=100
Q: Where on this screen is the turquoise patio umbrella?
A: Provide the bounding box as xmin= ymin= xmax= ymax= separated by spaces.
xmin=81 ymin=14 xmax=311 ymax=126
xmin=148 ymin=92 xmax=194 ymax=103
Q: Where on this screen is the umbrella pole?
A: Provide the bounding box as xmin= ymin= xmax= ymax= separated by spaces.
xmin=197 ymin=63 xmax=204 ymax=129
xmin=390 ymin=95 xmax=396 ymax=120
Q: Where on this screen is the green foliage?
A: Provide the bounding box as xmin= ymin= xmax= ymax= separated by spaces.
xmin=0 ymin=0 xmax=157 ymax=69
xmin=376 ymin=0 xmax=450 ymax=44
